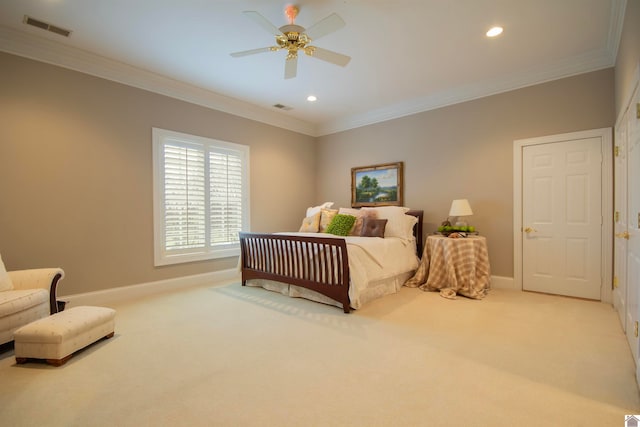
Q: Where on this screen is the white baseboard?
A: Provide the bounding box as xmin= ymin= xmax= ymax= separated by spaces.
xmin=491 ymin=275 xmax=518 ymax=290
xmin=61 ymin=272 xmax=516 ymax=308
xmin=61 ymin=269 xmax=240 ymax=308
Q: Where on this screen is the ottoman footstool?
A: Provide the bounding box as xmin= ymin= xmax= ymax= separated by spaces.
xmin=14 ymin=306 xmax=116 ymax=366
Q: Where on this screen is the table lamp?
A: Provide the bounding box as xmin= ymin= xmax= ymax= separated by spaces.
xmin=449 ymin=199 xmax=473 ymax=227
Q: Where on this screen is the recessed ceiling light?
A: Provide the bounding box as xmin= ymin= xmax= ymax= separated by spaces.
xmin=486 ymin=26 xmax=503 ymax=37
xmin=307 ymin=95 xmax=317 ymax=102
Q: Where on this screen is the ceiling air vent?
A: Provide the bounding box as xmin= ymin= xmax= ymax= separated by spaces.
xmin=273 ymin=103 xmax=293 ymax=111
xmin=23 ymin=15 xmax=72 ymax=37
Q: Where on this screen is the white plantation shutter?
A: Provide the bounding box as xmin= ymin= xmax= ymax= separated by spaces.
xmin=153 ymin=128 xmax=249 ymax=266
xmin=209 ymin=151 xmax=243 ymax=246
xmin=164 ymin=143 xmax=206 ymax=250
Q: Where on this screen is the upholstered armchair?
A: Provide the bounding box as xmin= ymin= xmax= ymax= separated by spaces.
xmin=0 ymin=267 xmax=64 ymax=345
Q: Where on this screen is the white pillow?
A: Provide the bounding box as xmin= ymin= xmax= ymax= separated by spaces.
xmin=306 ymin=202 xmax=334 ymax=218
xmin=403 ymin=214 xmax=419 ymax=239
xmin=362 ymin=206 xmax=413 ymax=239
xmin=0 ymin=254 xmax=14 ymax=291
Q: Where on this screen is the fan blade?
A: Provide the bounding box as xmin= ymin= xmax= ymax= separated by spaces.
xmin=230 ymin=47 xmax=276 ymax=57
xmin=284 ymin=56 xmax=298 ymax=79
xmin=306 ymin=47 xmax=351 ymax=67
xmin=305 ymin=13 xmax=345 ymax=40
xmin=243 ymin=11 xmax=282 ymax=36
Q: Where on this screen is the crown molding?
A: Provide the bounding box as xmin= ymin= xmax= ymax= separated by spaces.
xmin=1 ymin=0 xmax=626 ymax=139
xmin=318 ymin=0 xmax=626 ymax=136
xmin=606 ymin=0 xmax=627 ymax=62
xmin=319 ymin=47 xmax=617 ymax=136
xmin=0 ymin=25 xmax=319 ymax=137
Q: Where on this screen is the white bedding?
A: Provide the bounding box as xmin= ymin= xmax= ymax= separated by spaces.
xmin=246 ymin=233 xmax=419 ymax=309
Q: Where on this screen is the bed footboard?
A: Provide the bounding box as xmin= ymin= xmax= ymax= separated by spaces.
xmin=239 ymin=232 xmax=351 ymax=313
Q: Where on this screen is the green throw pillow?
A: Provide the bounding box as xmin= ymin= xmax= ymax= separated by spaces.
xmin=325 ymin=214 xmax=357 ymax=236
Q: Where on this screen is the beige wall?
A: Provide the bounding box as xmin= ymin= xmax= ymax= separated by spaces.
xmin=0 ymin=30 xmax=626 ymax=294
xmin=316 ymin=69 xmax=615 ymax=277
xmin=0 ymin=52 xmax=317 ymax=296
xmin=615 ymin=0 xmax=640 ymax=117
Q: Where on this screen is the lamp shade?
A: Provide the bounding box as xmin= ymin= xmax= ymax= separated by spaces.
xmin=449 ymin=199 xmax=473 ymax=217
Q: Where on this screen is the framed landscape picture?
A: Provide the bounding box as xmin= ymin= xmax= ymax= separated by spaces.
xmin=351 ymin=162 xmax=403 ymax=207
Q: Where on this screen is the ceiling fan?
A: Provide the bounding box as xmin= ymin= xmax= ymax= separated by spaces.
xmin=230 ymin=5 xmax=351 ymax=79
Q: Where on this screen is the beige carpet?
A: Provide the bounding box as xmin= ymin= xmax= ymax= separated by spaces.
xmin=1 ymin=283 xmax=639 ymax=426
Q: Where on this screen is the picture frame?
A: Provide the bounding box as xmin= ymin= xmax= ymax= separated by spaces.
xmin=351 ymin=162 xmax=404 ymax=207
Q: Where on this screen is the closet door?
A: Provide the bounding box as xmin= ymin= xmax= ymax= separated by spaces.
xmin=627 ymin=86 xmax=640 ymax=364
xmin=614 ymin=115 xmax=628 ymax=330
xmin=614 ymin=80 xmax=640 ymax=367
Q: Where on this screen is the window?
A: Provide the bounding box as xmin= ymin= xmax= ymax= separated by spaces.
xmin=152 ymin=128 xmax=250 ymax=266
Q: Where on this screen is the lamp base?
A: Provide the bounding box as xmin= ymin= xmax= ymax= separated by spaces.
xmin=450 ymin=216 xmax=468 ymax=227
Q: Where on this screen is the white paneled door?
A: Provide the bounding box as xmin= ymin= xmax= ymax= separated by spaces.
xmin=521 ymin=135 xmax=604 ymax=299
xmin=614 ymin=119 xmax=629 ymax=329
xmin=615 ymin=81 xmax=640 ymax=366
xmin=628 ymin=91 xmax=640 ymax=365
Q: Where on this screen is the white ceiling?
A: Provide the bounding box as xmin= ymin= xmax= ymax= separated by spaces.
xmin=0 ymin=0 xmax=626 ymax=136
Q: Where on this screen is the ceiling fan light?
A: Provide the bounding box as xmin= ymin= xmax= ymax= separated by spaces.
xmin=486 ymin=26 xmax=503 ymax=37
xmin=233 ymin=9 xmax=350 ymax=79
xmin=279 ymin=24 xmax=305 ymax=35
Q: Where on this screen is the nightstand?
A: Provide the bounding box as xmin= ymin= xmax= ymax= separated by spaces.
xmin=405 ymin=235 xmax=491 ymax=299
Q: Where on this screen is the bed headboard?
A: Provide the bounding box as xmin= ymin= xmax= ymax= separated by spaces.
xmin=406 ymin=210 xmax=424 ymax=256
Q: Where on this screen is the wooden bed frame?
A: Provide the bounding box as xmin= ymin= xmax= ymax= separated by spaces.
xmin=239 ymin=210 xmax=423 ymax=313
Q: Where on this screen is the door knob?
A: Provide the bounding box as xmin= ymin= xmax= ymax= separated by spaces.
xmin=615 ymin=231 xmax=630 ymax=240
xmin=524 ymin=227 xmax=537 ymax=234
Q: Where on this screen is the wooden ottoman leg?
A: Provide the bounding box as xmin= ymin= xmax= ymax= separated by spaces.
xmin=105 ymin=332 xmax=114 ymax=339
xmin=15 ymin=357 xmax=28 ymax=364
xmin=47 ymin=354 xmax=73 ymax=367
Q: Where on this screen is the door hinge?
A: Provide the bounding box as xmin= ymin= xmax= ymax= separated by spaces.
xmin=613 ymin=276 xmax=618 ymax=289
xmin=615 ymin=211 xmax=620 ymax=223
xmin=635 ymin=321 xmax=638 ymax=338
xmin=614 ymin=146 xmax=620 ymax=157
